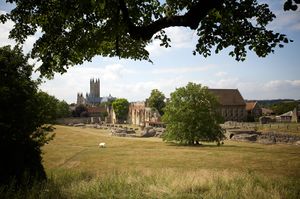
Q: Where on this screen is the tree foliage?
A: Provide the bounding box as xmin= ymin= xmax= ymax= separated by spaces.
xmin=284 ymin=0 xmax=300 ymax=11
xmin=112 ymin=98 xmax=129 ymax=123
xmin=56 ymin=100 xmax=71 ymax=118
xmin=271 ymin=101 xmax=300 ymax=115
xmin=35 ymin=92 xmax=71 ymax=120
xmin=72 ymin=104 xmax=88 ymax=117
xmin=147 ymin=89 xmax=166 ymax=116
xmin=162 ymin=82 xmax=224 ymax=145
xmin=0 ymin=46 xmax=54 ymax=185
xmin=0 ymin=0 xmax=298 ymax=77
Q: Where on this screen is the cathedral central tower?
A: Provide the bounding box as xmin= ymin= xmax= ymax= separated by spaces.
xmin=90 ymin=78 xmax=100 ymax=98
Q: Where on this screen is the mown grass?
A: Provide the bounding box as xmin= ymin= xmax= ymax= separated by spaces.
xmin=1 ymin=125 xmax=300 ymax=198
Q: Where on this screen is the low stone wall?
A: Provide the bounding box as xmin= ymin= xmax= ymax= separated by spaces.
xmin=56 ymin=117 xmax=91 ymax=125
xmin=226 ymin=129 xmax=300 ymax=145
xmin=257 ymin=132 xmax=300 ymax=145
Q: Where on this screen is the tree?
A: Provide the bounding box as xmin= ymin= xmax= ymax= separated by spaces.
xmin=56 ymin=100 xmax=71 ymax=118
xmin=72 ymin=104 xmax=88 ymax=117
xmin=36 ymin=92 xmax=71 ymax=120
xmin=162 ymin=82 xmax=224 ymax=145
xmin=36 ymin=91 xmax=60 ymax=123
xmin=0 ymin=46 xmax=54 ymax=185
xmin=147 ymin=89 xmax=166 ymax=116
xmin=1 ymin=0 xmax=298 ymax=77
xmin=271 ymin=101 xmax=300 ymax=115
xmin=112 ymin=98 xmax=129 ymax=123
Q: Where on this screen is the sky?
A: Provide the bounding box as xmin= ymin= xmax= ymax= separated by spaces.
xmin=1 ymin=0 xmax=300 ymax=103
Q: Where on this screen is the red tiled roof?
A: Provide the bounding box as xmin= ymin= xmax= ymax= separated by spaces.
xmin=246 ymin=101 xmax=257 ymax=111
xmin=87 ymin=106 xmax=106 ymax=113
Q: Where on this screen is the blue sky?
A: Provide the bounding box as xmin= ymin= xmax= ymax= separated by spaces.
xmin=1 ymin=0 xmax=300 ymax=103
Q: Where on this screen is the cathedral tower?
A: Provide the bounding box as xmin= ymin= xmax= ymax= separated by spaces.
xmin=90 ymin=78 xmax=100 ymax=98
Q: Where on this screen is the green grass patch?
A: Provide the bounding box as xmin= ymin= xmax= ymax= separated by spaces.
xmin=2 ymin=125 xmax=299 ymax=198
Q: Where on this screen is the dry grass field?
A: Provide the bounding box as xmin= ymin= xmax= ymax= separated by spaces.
xmin=43 ymin=126 xmax=300 ymax=179
xmin=2 ymin=125 xmax=299 ymax=198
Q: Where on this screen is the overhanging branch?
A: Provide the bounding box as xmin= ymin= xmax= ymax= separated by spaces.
xmin=119 ymin=0 xmax=224 ymax=40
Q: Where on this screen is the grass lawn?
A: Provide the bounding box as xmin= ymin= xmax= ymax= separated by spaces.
xmin=2 ymin=125 xmax=299 ymax=198
xmin=43 ymin=126 xmax=300 ymax=179
xmin=41 ymin=125 xmax=300 ymax=198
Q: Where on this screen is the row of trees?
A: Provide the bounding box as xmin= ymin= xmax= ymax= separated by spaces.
xmin=37 ymin=92 xmax=71 ymax=121
xmin=270 ymin=101 xmax=300 ymax=115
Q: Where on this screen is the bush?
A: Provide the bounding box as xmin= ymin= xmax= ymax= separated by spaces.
xmin=0 ymin=46 xmax=54 ymax=185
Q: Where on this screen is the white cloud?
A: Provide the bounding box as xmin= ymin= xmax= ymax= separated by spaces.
xmin=207 ymin=78 xmax=239 ymax=89
xmin=214 ymin=71 xmax=228 ymax=77
xmin=115 ymin=77 xmax=189 ymax=101
xmin=39 ymin=63 xmax=138 ymax=103
xmin=201 ymin=77 xmax=300 ymax=100
xmin=39 ymin=62 xmax=300 ymax=104
xmin=151 ymin=64 xmax=214 ymax=74
xmin=0 ymin=11 xmax=39 ymax=53
xmin=146 ymin=39 xmax=170 ymax=56
xmin=238 ymin=80 xmax=300 ymax=100
xmin=146 ymin=27 xmax=196 ymax=57
xmin=99 ymin=64 xmax=136 ymax=81
xmin=0 ymin=11 xmax=15 ymax=47
xmin=165 ymin=27 xmax=196 ymax=48
xmin=263 ymin=80 xmax=300 ymax=90
xmin=269 ymin=9 xmax=300 ymax=31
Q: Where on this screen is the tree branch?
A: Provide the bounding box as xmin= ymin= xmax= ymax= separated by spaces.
xmin=119 ymin=0 xmax=224 ymax=40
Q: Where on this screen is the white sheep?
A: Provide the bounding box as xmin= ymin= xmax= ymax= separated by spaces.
xmin=99 ymin=142 xmax=106 ymax=148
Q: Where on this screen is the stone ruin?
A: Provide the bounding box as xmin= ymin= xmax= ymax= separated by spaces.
xmin=226 ymin=129 xmax=300 ymax=145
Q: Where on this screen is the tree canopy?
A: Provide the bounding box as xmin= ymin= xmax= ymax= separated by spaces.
xmin=112 ymin=98 xmax=129 ymax=123
xmin=1 ymin=0 xmax=298 ymax=77
xmin=147 ymin=89 xmax=166 ymax=116
xmin=72 ymin=104 xmax=89 ymax=117
xmin=56 ymin=100 xmax=71 ymax=118
xmin=36 ymin=92 xmax=71 ymax=121
xmin=270 ymin=101 xmax=300 ymax=115
xmin=0 ymin=46 xmax=55 ymax=185
xmin=162 ymin=82 xmax=224 ymax=145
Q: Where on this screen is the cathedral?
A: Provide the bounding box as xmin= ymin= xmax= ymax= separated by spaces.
xmin=77 ymin=78 xmax=114 ymax=106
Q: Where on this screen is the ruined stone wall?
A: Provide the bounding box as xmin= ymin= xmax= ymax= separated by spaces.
xmin=56 ymin=117 xmax=91 ymax=125
xmin=128 ymin=102 xmax=146 ymax=126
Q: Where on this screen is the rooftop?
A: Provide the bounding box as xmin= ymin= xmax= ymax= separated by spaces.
xmin=208 ymin=89 xmax=246 ymax=106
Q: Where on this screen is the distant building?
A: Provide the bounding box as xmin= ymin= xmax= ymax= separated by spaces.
xmin=246 ymin=101 xmax=262 ymax=119
xmin=261 ymin=107 xmax=274 ymax=116
xmin=76 ymin=93 xmax=86 ymax=105
xmin=87 ymin=106 xmax=106 ymax=117
xmin=259 ymin=116 xmax=275 ymax=124
xmin=127 ymin=101 xmax=161 ymax=126
xmin=76 ymin=78 xmax=115 ymax=106
xmin=86 ymin=78 xmax=101 ymax=104
xmin=208 ymin=89 xmax=247 ymax=122
xmin=276 ymin=111 xmax=293 ymax=122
